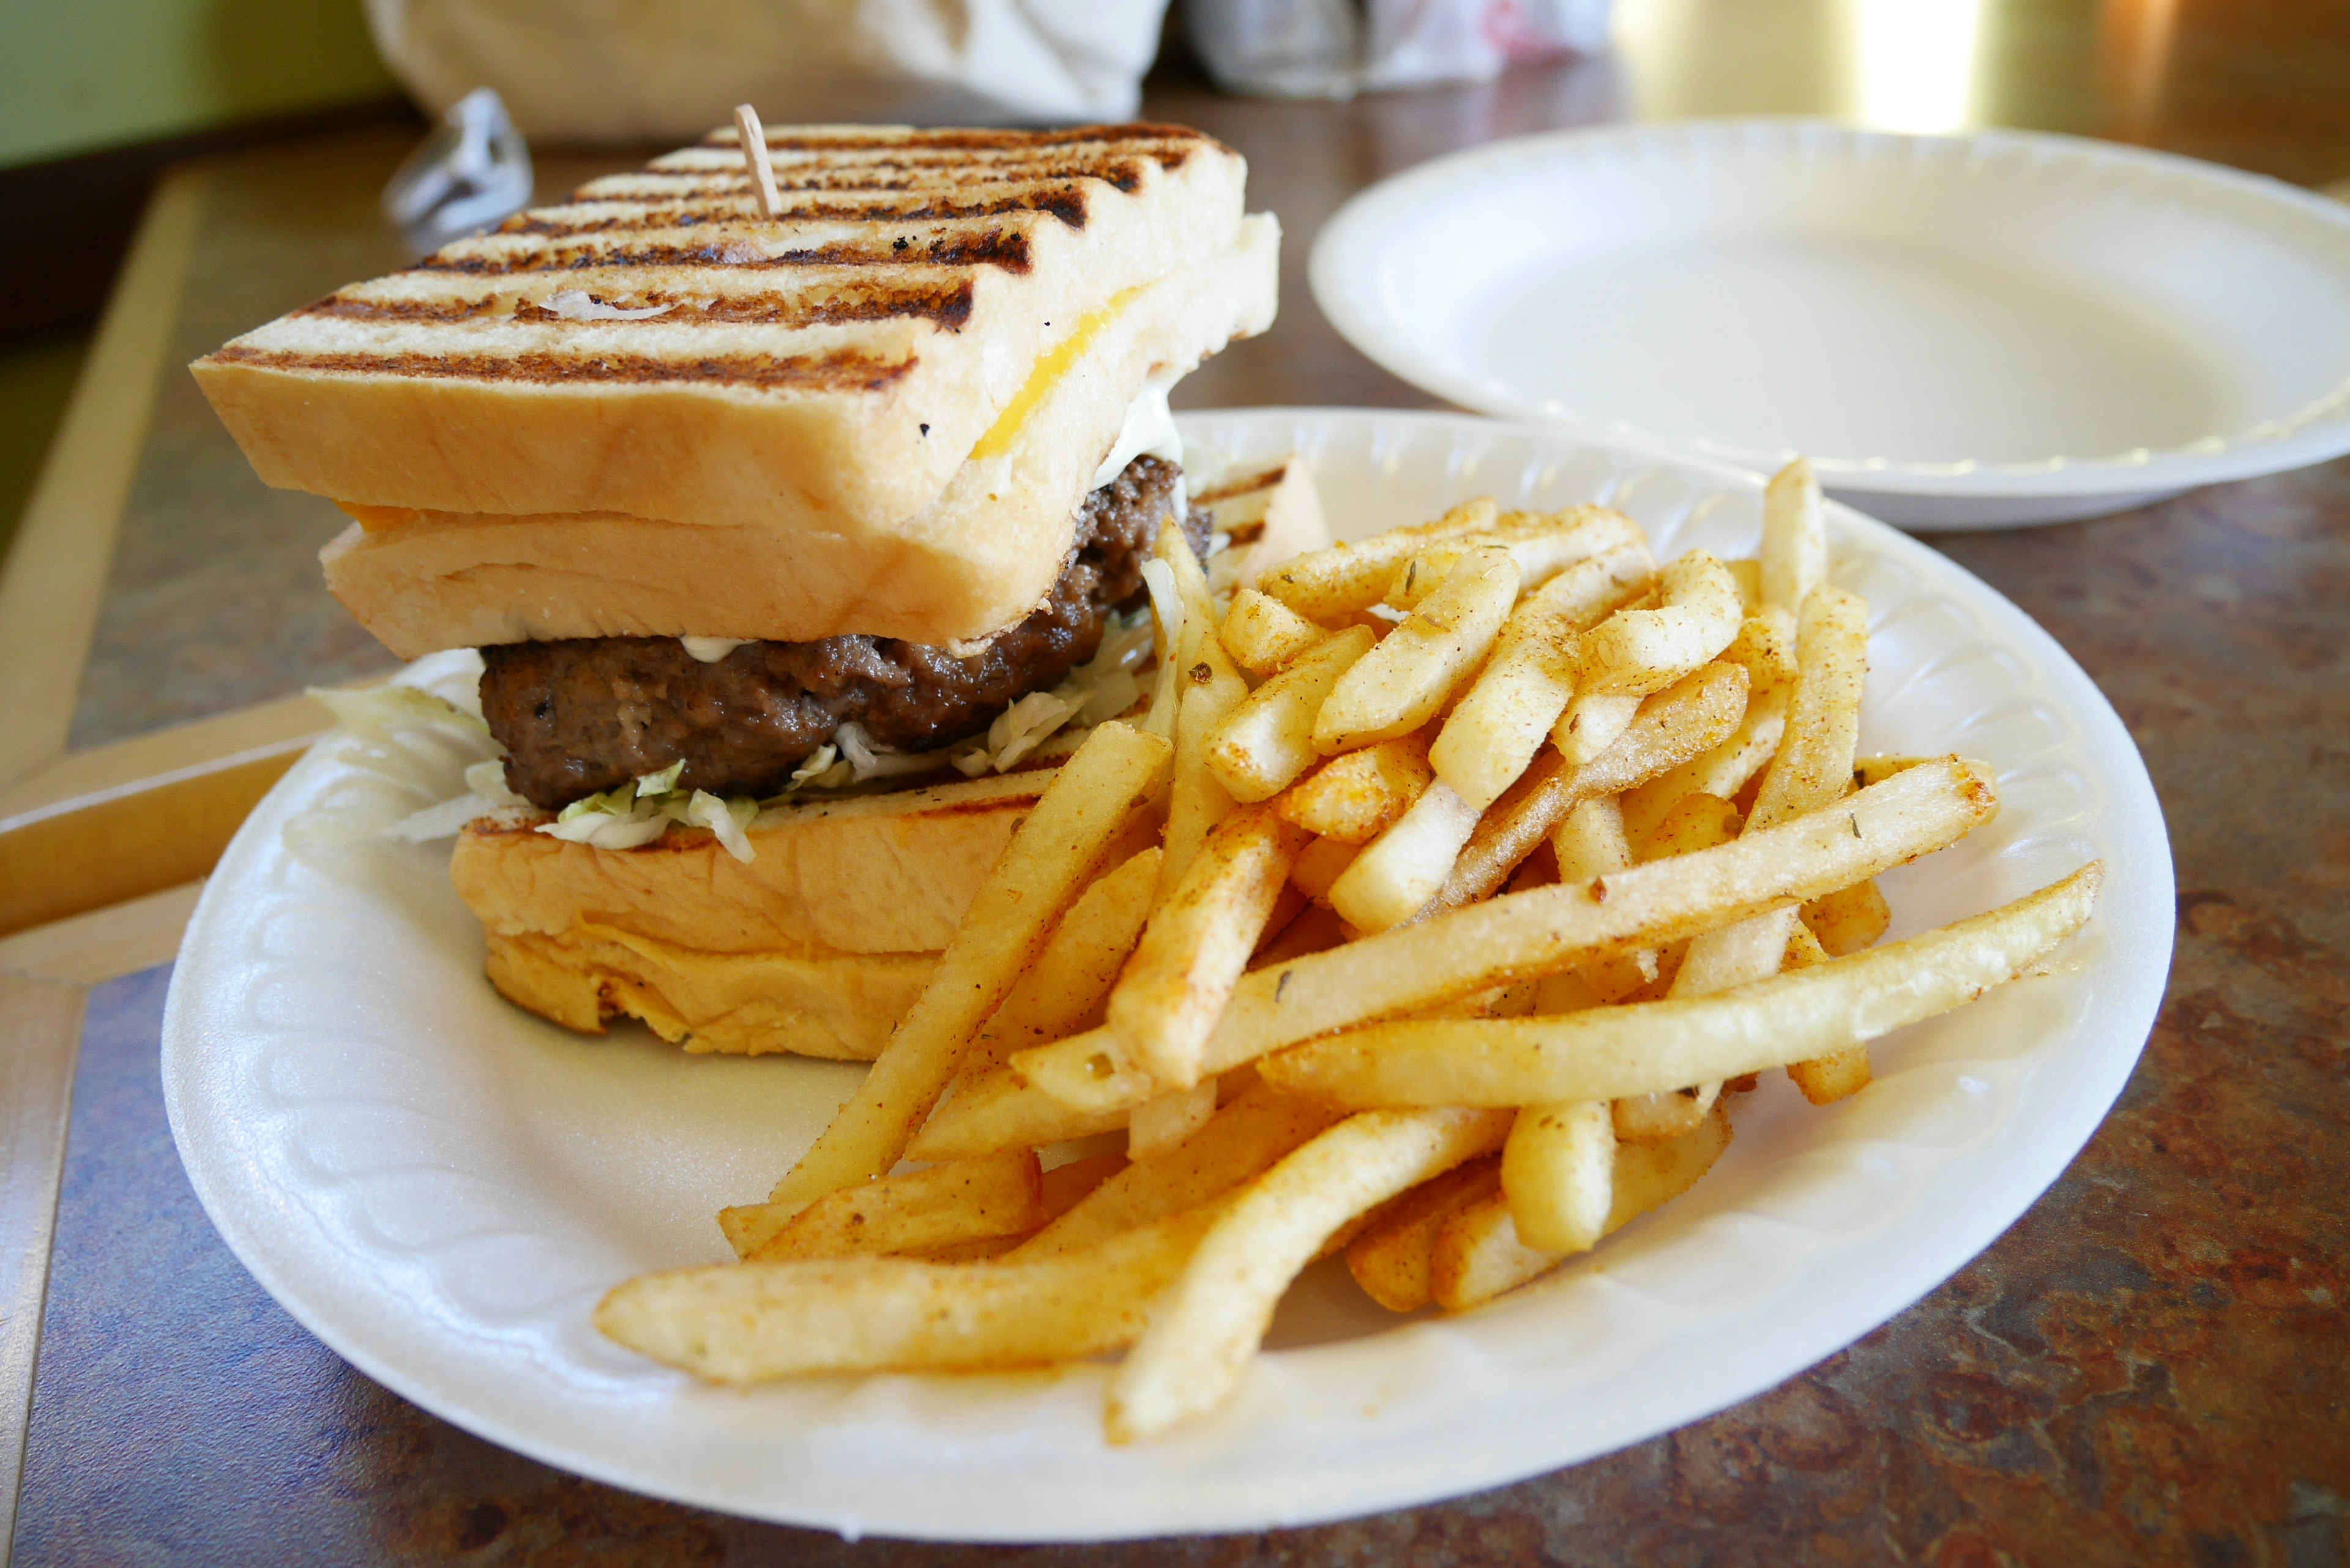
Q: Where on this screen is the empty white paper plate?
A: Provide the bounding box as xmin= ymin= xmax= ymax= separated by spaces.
xmin=1311 ymin=121 xmax=2350 ymax=528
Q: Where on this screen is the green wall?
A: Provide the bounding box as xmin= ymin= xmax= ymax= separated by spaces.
xmin=0 ymin=0 xmax=398 ymax=169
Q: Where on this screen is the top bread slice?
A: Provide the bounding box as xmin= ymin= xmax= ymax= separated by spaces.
xmin=195 ymin=124 xmax=1248 ymax=536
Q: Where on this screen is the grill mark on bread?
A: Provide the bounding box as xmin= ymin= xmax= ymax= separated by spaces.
xmin=208 ymin=342 xmax=916 ymax=390
xmin=497 ymin=184 xmax=1099 ymax=233
xmin=419 ymin=227 xmax=1032 ymax=277
xmin=695 ymin=122 xmax=1214 ymax=162
xmin=299 ymin=278 xmax=979 ymax=331
xmin=563 ymin=159 xmax=1155 ymax=204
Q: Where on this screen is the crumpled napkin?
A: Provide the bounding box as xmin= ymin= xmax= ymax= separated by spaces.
xmin=365 ymin=0 xmax=1175 ymax=140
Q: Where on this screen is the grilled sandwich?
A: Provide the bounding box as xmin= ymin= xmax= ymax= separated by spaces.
xmin=194 ymin=120 xmax=1284 ymax=1059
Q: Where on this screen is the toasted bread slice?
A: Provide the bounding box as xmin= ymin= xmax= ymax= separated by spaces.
xmin=193 ymin=124 xmax=1250 ymax=539
xmin=316 ymin=213 xmax=1278 ymax=655
xmin=451 ymin=767 xmax=1061 ymax=1058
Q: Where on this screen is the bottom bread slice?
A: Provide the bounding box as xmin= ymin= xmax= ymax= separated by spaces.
xmin=485 ymin=924 xmax=939 ymax=1060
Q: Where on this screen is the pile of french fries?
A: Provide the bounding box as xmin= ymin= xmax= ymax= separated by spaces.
xmin=595 ymin=457 xmax=2101 ymax=1444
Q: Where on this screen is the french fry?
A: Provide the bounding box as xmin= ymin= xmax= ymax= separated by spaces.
xmin=1428 ymin=546 xmax=1652 ymax=811
xmin=1430 ymin=660 xmax=1751 ymax=913
xmin=1748 ymin=584 xmax=1868 ymax=834
xmin=1251 ymin=901 xmax=1348 ymax=966
xmin=1345 ymin=1155 xmax=1500 ymax=1312
xmin=1015 ymin=1081 xmax=1343 ymax=1258
xmin=1637 ymin=791 xmax=1743 ymax=861
xmin=1572 ymin=550 xmax=1744 ymax=700
xmin=1720 ymin=606 xmax=1799 ymax=690
xmin=1854 ymin=755 xmax=1936 ymax=788
xmin=1431 ymin=1110 xmax=1731 ymax=1312
xmin=1039 ymin=1151 xmax=1126 ymax=1222
xmin=1384 ymin=507 xmax=1646 ymax=612
xmin=1288 ymin=835 xmax=1360 ymax=903
xmin=1206 ymin=625 xmax=1376 ymax=804
xmin=1313 ymin=548 xmax=1520 ymax=753
xmin=731 ymin=720 xmax=1171 ymax=1250
xmin=1669 ymin=582 xmax=1868 ymax=1084
xmin=1128 ymin=1082 xmax=1220 ymax=1159
xmin=1013 ymin=756 xmax=2001 ymax=1116
xmin=966 ymin=845 xmax=1160 ymax=1072
xmin=1158 ymin=522 xmax=1249 ymax=897
xmin=1104 ymin=1107 xmax=1512 ymax=1441
xmin=1220 ymin=588 xmax=1330 ymax=676
xmin=1802 ymin=877 xmax=1893 ymax=956
xmin=1614 ymin=790 xmax=1742 ymax=1140
xmin=1552 ymin=692 xmax=1643 ymax=765
xmin=1328 ymin=780 xmax=1482 ymax=931
xmin=1762 ymin=457 xmax=1827 ymax=613
xmin=1259 ymin=864 xmax=2102 ymax=1109
xmin=1619 ymin=683 xmax=1790 ymax=849
xmin=1258 ymin=497 xmax=1499 ymax=621
xmin=1781 ymin=922 xmax=1872 ymax=1103
xmin=600 ymin=1204 xmax=1227 ymax=1381
xmin=905 ymin=1061 xmax=1129 ymax=1160
xmin=1108 ymin=804 xmax=1311 ymax=1088
xmin=1501 ymin=1098 xmax=1615 ymax=1254
xmin=736 ymin=1151 xmax=1043 ymax=1262
xmin=1276 ymin=730 xmax=1433 ymax=843
xmin=1550 ymin=796 xmax=1655 ymax=1002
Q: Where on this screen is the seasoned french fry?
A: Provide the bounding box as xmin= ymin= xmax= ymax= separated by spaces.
xmin=1258 ymin=497 xmax=1499 ymax=621
xmin=1619 ymin=683 xmax=1790 ymax=849
xmin=1039 ymin=1151 xmax=1127 ymax=1222
xmin=1668 ymin=581 xmax=1868 ymax=1086
xmin=1854 ymin=755 xmax=1936 ymax=788
xmin=1431 ymin=660 xmax=1750 ymax=913
xmin=1781 ymin=923 xmax=1872 ymax=1103
xmin=1431 ymin=1110 xmax=1731 ymax=1312
xmin=600 ymin=1204 xmax=1227 ymax=1381
xmin=1207 ymin=625 xmax=1377 ymax=804
xmin=1428 ymin=545 xmax=1651 ymax=811
xmin=1552 ymin=692 xmax=1643 ymax=764
xmin=1288 ymin=835 xmax=1360 ymax=903
xmin=1128 ymin=1082 xmax=1220 ymax=1159
xmin=1345 ymin=1155 xmax=1500 ymax=1312
xmin=1158 ymin=523 xmax=1250 ymax=897
xmin=1313 ymin=548 xmax=1520 ymax=753
xmin=1013 ymin=756 xmax=2001 ymax=1116
xmin=1502 ymin=1098 xmax=1615 ymax=1254
xmin=734 ymin=1151 xmax=1043 ymax=1262
xmin=1762 ymin=457 xmax=1827 ymax=613
xmin=1105 ymin=1107 xmax=1512 ymax=1441
xmin=732 ymin=720 xmax=1171 ymax=1250
xmin=1276 ymin=730 xmax=1433 ymax=843
xmin=1329 ymin=780 xmax=1482 ymax=932
xmin=1802 ymin=878 xmax=1892 ymax=957
xmin=1573 ymin=550 xmax=1744 ymax=700
xmin=966 ymin=845 xmax=1160 ymax=1072
xmin=1384 ymin=507 xmax=1646 ymax=612
xmin=1748 ymin=584 xmax=1868 ymax=834
xmin=1220 ymin=588 xmax=1330 ymax=676
xmin=1550 ymin=796 xmax=1655 ymax=1002
xmin=1016 ymin=1081 xmax=1343 ymax=1258
xmin=1109 ymin=804 xmax=1311 ymax=1088
xmin=1259 ymin=864 xmax=2102 ymax=1109
xmin=906 ymin=1061 xmax=1128 ymax=1160
xmin=1251 ymin=901 xmax=1348 ymax=966
xmin=1636 ymin=791 xmax=1743 ymax=861
xmin=1720 ymin=606 xmax=1800 ymax=690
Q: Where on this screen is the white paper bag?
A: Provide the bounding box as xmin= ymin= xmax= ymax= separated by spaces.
xmin=365 ymin=0 xmax=1176 ymax=141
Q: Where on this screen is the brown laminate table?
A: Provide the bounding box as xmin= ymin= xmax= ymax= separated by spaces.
xmin=4 ymin=2 xmax=2348 ymax=1561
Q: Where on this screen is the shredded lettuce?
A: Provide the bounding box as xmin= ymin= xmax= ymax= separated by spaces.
xmin=308 ymin=683 xmax=489 ymax=741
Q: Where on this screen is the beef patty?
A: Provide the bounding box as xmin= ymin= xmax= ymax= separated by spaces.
xmin=481 ymin=455 xmax=1195 ymax=810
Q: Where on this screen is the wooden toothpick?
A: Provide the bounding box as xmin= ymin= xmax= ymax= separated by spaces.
xmin=734 ymin=103 xmax=781 ymax=218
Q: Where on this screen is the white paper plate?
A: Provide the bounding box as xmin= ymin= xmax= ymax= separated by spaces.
xmin=1311 ymin=121 xmax=2350 ymax=529
xmin=165 ymin=410 xmax=2173 ymax=1541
